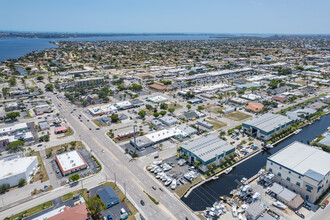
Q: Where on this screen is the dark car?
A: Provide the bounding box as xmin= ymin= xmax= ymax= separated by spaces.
xmin=140 ymin=200 xmax=145 ymax=206
xmin=107 ymin=215 xmax=112 ymax=220
xmin=96 ymin=128 xmax=100 ymax=130
xmin=295 ymin=211 xmax=305 ymax=219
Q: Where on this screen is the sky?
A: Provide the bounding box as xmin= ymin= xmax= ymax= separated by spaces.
xmin=1 ymin=0 xmax=330 ymax=34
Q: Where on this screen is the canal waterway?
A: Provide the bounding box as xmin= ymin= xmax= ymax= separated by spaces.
xmin=182 ymin=113 xmax=330 ymax=211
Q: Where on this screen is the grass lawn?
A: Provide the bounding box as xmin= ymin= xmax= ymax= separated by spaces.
xmin=295 ymin=80 xmax=307 ymax=85
xmin=224 ymin=111 xmax=251 ymax=121
xmin=6 ymin=201 xmax=53 ymax=220
xmin=46 ymin=141 xmax=85 ymax=157
xmin=25 ymin=151 xmax=49 ymax=183
xmin=168 ymin=103 xmax=183 ymax=109
xmin=100 ymin=182 xmax=138 ymax=219
xmin=204 ymin=104 xmax=223 ymax=114
xmin=62 ymin=189 xmax=89 ymax=201
xmin=175 ymin=176 xmax=203 ymax=198
xmin=92 ymin=119 xmax=107 ymax=127
xmin=205 ymin=117 xmax=227 ymax=130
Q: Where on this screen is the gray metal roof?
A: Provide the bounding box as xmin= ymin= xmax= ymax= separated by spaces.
xmin=268 ymin=141 xmax=330 ymax=177
xmin=243 ymin=113 xmax=292 ymax=133
xmin=97 ymin=186 xmax=119 ymax=205
xmin=182 ymin=135 xmax=234 ymax=163
xmin=319 ymin=136 xmax=330 ymax=147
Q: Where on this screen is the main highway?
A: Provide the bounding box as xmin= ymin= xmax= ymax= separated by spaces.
xmin=0 ymin=87 xmax=198 ymax=220
xmin=53 ymin=93 xmax=198 ymax=219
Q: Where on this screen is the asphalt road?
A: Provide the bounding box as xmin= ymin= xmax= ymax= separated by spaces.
xmin=53 ymin=93 xmax=198 ymax=220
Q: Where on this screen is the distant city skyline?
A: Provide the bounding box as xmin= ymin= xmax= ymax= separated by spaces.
xmin=2 ymin=0 xmax=330 ymax=34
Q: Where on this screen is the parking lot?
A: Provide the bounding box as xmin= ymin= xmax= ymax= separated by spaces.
xmin=148 ymin=155 xmax=200 ymax=191
xmin=47 ymin=147 xmax=99 ymax=186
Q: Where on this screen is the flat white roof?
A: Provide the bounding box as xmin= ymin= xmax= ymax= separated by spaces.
xmin=0 ymin=123 xmax=28 ymax=134
xmin=55 ymin=150 xmax=87 ymax=173
xmin=0 ymin=156 xmax=37 ymax=179
xmin=148 ymin=96 xmax=168 ymax=102
xmin=269 ymin=142 xmax=330 ymax=177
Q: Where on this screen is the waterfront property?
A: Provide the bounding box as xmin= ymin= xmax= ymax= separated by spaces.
xmin=242 ymin=113 xmax=292 ymax=140
xmin=180 ymin=135 xmax=235 ymax=172
xmin=266 ymin=141 xmax=330 ymax=203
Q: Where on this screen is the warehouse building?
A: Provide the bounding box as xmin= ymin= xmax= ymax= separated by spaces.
xmin=180 ymin=135 xmax=235 ymax=172
xmin=242 ymin=113 xmax=292 ymax=140
xmin=266 ymin=141 xmax=330 ymax=203
xmin=0 ymin=155 xmax=39 ymax=187
xmin=55 ymin=150 xmax=87 ymax=175
xmin=158 ymin=116 xmax=178 ymax=126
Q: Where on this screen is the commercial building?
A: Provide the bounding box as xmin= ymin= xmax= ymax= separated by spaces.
xmin=55 ymin=126 xmax=67 ymax=134
xmin=0 ymin=123 xmax=33 ymax=147
xmin=88 ymin=104 xmax=117 ymax=116
xmin=196 ymin=120 xmax=214 ymax=129
xmin=97 ymin=186 xmax=120 ymax=208
xmin=180 ymin=135 xmax=235 ymax=172
xmin=286 ymin=108 xmax=316 ymax=121
xmin=147 ymin=96 xmax=168 ymax=103
xmin=268 ymin=183 xmax=304 ymax=209
xmin=242 ymin=113 xmax=292 ymax=140
xmin=0 ymin=155 xmax=39 ymax=187
xmin=158 ymin=116 xmax=178 ymax=126
xmin=39 ymin=121 xmax=50 ymax=131
xmin=266 ymin=141 xmax=330 ymax=203
xmin=55 ymin=150 xmax=87 ymax=175
xmin=35 ymin=104 xmax=53 ymax=115
xmin=245 ymin=102 xmax=264 ymax=113
xmin=4 ymin=102 xmax=18 ymax=111
xmin=74 ymin=77 xmax=104 ymax=86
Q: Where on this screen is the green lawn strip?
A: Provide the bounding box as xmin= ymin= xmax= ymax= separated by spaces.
xmin=6 ymin=201 xmax=53 ymax=220
xmin=143 ymin=191 xmax=159 ymax=205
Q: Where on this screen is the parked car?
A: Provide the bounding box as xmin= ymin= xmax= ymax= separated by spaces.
xmin=140 ymin=200 xmax=145 ymax=206
xmin=107 ymin=215 xmax=112 ymax=220
xmin=295 ymin=211 xmax=305 ymax=219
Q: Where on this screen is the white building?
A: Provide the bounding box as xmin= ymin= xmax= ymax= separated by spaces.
xmin=266 ymin=141 xmax=330 ymax=203
xmin=147 ymin=96 xmax=168 ymax=103
xmin=0 ymin=155 xmax=39 ymax=187
xmin=35 ymin=104 xmax=53 ymax=115
xmin=55 ymin=150 xmax=87 ymax=175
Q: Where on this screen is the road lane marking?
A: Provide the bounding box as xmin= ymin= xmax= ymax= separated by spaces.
xmin=90 ymin=136 xmax=120 ymax=162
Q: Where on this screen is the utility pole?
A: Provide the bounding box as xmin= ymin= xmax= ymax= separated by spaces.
xmin=114 ymin=172 xmax=116 ymax=187
xmin=124 ymin=182 xmax=126 ymax=199
xmin=133 ymin=125 xmax=137 ymax=154
xmin=81 ymin=179 xmax=83 ymax=190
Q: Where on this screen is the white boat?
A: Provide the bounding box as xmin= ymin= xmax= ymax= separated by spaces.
xmin=225 ymin=167 xmax=233 ymax=174
xmin=294 ymin=129 xmax=302 ymax=134
xmin=232 ymin=206 xmax=237 ymax=217
xmin=272 ymin=201 xmax=287 ymax=210
xmin=266 ymin=144 xmax=273 ymax=149
xmin=212 ymin=176 xmax=219 ymax=180
xmin=252 ymin=192 xmax=260 ymax=200
xmin=230 ymin=189 xmax=237 ymax=195
xmin=240 ymin=177 xmax=247 ymax=183
xmin=238 ymin=213 xmax=243 ymax=220
xmin=170 ymin=179 xmax=177 ymax=190
xmin=165 ymin=179 xmax=172 ymax=186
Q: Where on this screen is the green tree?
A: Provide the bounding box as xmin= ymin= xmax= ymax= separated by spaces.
xmin=111 ymin=114 xmax=119 ymax=123
xmin=197 ymin=106 xmax=204 ymax=112
xmin=0 ymin=184 xmax=10 ymax=193
xmin=8 ymin=77 xmax=17 ymax=86
xmin=138 ymin=110 xmax=147 ymax=118
xmin=160 ymin=103 xmax=168 ymax=109
xmin=7 ymin=140 xmax=24 ymax=152
xmin=18 ymin=178 xmax=26 ymax=187
xmin=5 ymin=112 xmax=20 ymax=121
xmin=37 ymin=76 xmax=44 ymax=81
xmin=70 ymin=174 xmax=80 ymax=182
xmin=153 ymin=112 xmax=160 ymax=118
xmin=168 ymin=108 xmax=175 ymax=114
xmin=45 ymin=83 xmax=54 ymax=92
xmin=86 ymin=196 xmax=106 ymax=219
xmin=159 ymin=110 xmax=167 ymax=116
xmin=186 ymin=104 xmax=191 ymax=110
xmin=146 ymin=104 xmax=153 ymax=110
